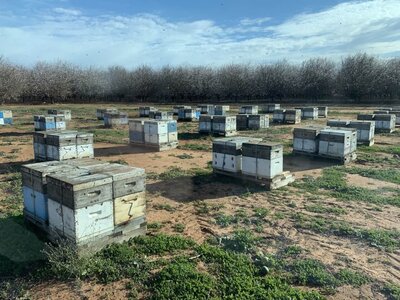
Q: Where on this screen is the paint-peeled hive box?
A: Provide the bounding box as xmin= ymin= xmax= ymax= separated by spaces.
xmin=199 ymin=115 xmax=213 ymax=133
xmin=76 ymin=132 xmax=94 ymax=159
xmin=239 ymin=105 xmax=258 ymax=115
xmin=348 ymin=121 xmax=375 ymax=146
xmin=273 ymin=109 xmax=286 ymax=123
xmin=212 ymin=137 xmax=261 ymax=173
xmin=46 ymin=131 xmax=78 ymax=161
xmin=318 ymin=128 xmax=357 ymax=161
xmin=248 ymin=114 xmax=269 ymax=130
xmin=241 ymin=142 xmax=283 ymax=179
xmin=104 ymin=112 xmax=128 ymax=127
xmin=374 ymin=114 xmax=396 ymax=133
xmin=284 ymin=109 xmax=301 ymax=124
xmin=212 ymin=116 xmax=237 ymax=136
xmin=236 ymin=114 xmax=249 ymax=131
xmin=293 ymin=127 xmax=325 ymax=154
xmin=300 ymin=107 xmax=319 ymax=120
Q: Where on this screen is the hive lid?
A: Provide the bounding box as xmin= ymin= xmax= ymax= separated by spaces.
xmin=64 ymin=158 xmax=109 ymax=168
xmin=99 ymin=164 xmax=145 ymax=180
xmin=50 ymin=173 xmax=113 ymax=191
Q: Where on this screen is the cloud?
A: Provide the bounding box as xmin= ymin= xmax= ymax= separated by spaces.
xmin=0 ymin=0 xmax=399 ymax=67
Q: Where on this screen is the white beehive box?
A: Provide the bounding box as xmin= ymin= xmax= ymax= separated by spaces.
xmin=284 ymin=109 xmax=301 ymax=124
xmin=214 ymin=105 xmax=229 ymax=115
xmin=198 ymin=104 xmax=214 ymax=114
xmin=48 ymin=109 xmax=72 ymax=121
xmin=318 ymin=129 xmax=357 ymax=159
xmin=46 ymin=131 xmax=78 ymax=161
xmin=199 ymin=115 xmax=213 ymax=133
xmin=273 ymin=109 xmax=286 ymax=123
xmin=97 ymin=108 xmax=118 ymax=120
xmin=76 ymin=132 xmax=94 ymax=159
xmin=293 ymin=127 xmax=323 ymax=154
xmin=248 ymin=114 xmax=269 ymax=130
xmin=392 ymin=111 xmax=400 ymax=125
xmin=374 ymin=114 xmax=396 ymax=133
xmin=301 ymin=107 xmax=318 ymax=120
xmin=348 ymin=121 xmax=375 ymax=145
xmin=212 ymin=116 xmax=236 ymax=135
xmin=239 ymin=105 xmax=258 ymax=115
xmin=242 ymin=142 xmax=283 ymax=179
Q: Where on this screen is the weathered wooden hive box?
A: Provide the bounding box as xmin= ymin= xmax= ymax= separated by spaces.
xmin=46 ymin=131 xmax=78 ymax=161
xmin=373 ymin=110 xmax=390 ymax=114
xmin=239 ymin=105 xmax=258 ymax=115
xmin=129 ymin=119 xmax=146 ymax=144
xmin=178 ymin=108 xmax=200 ymax=121
xmin=97 ymin=108 xmax=118 ymax=120
xmin=173 ymin=105 xmax=191 ymax=115
xmin=104 ymin=112 xmax=128 ymax=127
xmin=34 ymin=115 xmax=66 ymax=131
xmin=259 ymin=104 xmax=280 ymax=113
xmin=212 ymin=137 xmax=261 ymax=173
xmin=357 ymin=114 xmax=375 ymax=121
xmin=199 ymin=115 xmax=213 ymax=133
xmin=248 ymin=114 xmax=269 ymax=130
xmin=284 ymin=109 xmax=301 ymax=124
xmin=348 ymin=121 xmax=375 ymax=146
xmin=242 ymin=142 xmax=283 ymax=179
xmin=236 ymin=114 xmax=249 ymax=131
xmin=198 ymin=104 xmax=214 ymax=114
xmin=33 ymin=132 xmax=48 ymax=161
xmin=0 ymin=110 xmax=13 ymax=125
xmin=273 ymin=109 xmax=286 ymax=123
xmin=318 ymin=129 xmax=357 ymax=160
xmin=212 ymin=116 xmax=237 ymax=136
xmin=21 ymin=161 xmax=87 ymax=230
xmin=154 ymin=111 xmax=173 ymax=120
xmin=327 ymin=120 xmax=350 ymax=127
xmin=318 ymin=107 xmax=328 ymax=118
xmin=293 ymin=127 xmax=323 ymax=154
xmin=392 ymin=111 xmax=400 ymax=125
xmin=143 ymin=120 xmax=178 ymax=150
xmin=139 ymin=106 xmax=157 ymax=117
xmin=374 ymin=114 xmax=396 ymax=133
xmin=76 ymin=132 xmax=95 ymax=159
xmin=300 ymin=107 xmax=318 ymax=120
xmin=48 ymin=109 xmax=72 ymax=121
xmin=214 ymin=105 xmax=230 ymax=115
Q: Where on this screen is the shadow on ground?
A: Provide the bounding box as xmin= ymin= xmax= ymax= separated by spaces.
xmin=0 ymin=131 xmax=32 ymax=138
xmin=0 ymin=160 xmax=35 ymax=174
xmin=94 ymin=145 xmax=157 ymax=156
xmin=284 ymin=153 xmax=339 ymax=172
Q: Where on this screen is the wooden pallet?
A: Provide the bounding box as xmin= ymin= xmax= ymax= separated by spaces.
xmin=293 ymin=150 xmax=357 ymax=164
xmin=213 ymin=169 xmax=295 ymax=190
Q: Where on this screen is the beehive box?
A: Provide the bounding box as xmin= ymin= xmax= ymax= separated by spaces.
xmin=198 ymin=104 xmax=214 ymax=114
xmin=97 ymin=108 xmax=118 ymax=120
xmin=248 ymin=114 xmax=269 ymax=130
xmin=48 ymin=109 xmax=72 ymax=121
xmin=348 ymin=121 xmax=375 ymax=146
xmin=129 ymin=119 xmax=146 ymax=144
xmin=373 ymin=110 xmax=390 ymax=114
xmin=139 ymin=107 xmax=157 ymax=117
xmin=239 ymin=105 xmax=258 ymax=115
xmin=33 ymin=132 xmax=48 ymax=161
xmin=212 ymin=116 xmax=237 ymax=136
xmin=318 ymin=129 xmax=357 ymax=161
xmin=173 ymin=106 xmax=191 ymax=115
xmin=357 ymin=114 xmax=375 ymax=121
xmin=374 ymin=114 xmax=396 ymax=133
xmin=143 ymin=120 xmax=178 ymax=150
xmin=214 ymin=105 xmax=230 ymax=115
xmin=284 ymin=109 xmax=301 ymax=124
xmin=46 ymin=131 xmax=78 ymax=161
xmin=293 ymin=127 xmax=323 ymax=154
xmin=236 ymin=114 xmax=249 ymax=131
xmin=259 ymin=104 xmax=280 ymax=113
xmin=301 ymin=107 xmax=318 ymax=120
xmin=34 ymin=115 xmax=66 ymax=131
xmin=273 ymin=109 xmax=286 ymax=123
xmin=242 ymin=142 xmax=283 ymax=179
xmin=318 ymin=107 xmax=328 ymax=118
xmin=0 ymin=110 xmax=13 ymax=125
xmin=76 ymin=132 xmax=94 ymax=159
xmin=199 ymin=115 xmax=213 ymax=133
xmin=392 ymin=111 xmax=400 ymax=125
xmin=104 ymin=112 xmax=128 ymax=127
xmin=212 ymin=137 xmax=261 ymax=173
xmin=178 ymin=108 xmax=200 ymax=121
xmin=154 ymin=111 xmax=173 ymax=120
xmin=327 ymin=120 xmax=350 ymax=127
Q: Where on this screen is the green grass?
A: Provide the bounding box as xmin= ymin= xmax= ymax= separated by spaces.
xmin=173 ymin=223 xmax=185 ymax=233
xmin=293 ymin=214 xmax=400 ymax=251
xmin=346 ymin=167 xmax=400 ymax=184
xmin=177 ymin=143 xmax=210 ymax=151
xmin=382 ymin=283 xmax=400 ymax=300
xmin=0 ymin=173 xmax=23 ymax=217
xmin=305 ymin=204 xmax=347 ymax=215
xmin=153 ymin=203 xmax=176 ymax=212
xmin=90 ymin=128 xmax=127 ymax=144
xmin=358 ymin=145 xmax=400 ymax=156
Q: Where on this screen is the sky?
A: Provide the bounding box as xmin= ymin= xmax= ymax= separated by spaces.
xmin=0 ymin=0 xmax=399 ymax=68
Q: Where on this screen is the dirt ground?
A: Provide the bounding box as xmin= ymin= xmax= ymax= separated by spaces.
xmin=0 ymin=103 xmax=399 ymax=299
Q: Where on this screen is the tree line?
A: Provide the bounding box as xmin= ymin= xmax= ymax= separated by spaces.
xmin=1 ymin=53 xmax=399 ymax=104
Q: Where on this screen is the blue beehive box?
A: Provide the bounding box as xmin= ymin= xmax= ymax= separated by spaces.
xmin=167 ymin=121 xmax=177 ymax=132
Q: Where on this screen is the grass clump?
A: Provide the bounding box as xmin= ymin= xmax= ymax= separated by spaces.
xmin=131 ymin=234 xmax=196 ymax=255
xmin=305 ymin=204 xmax=347 ymax=215
xmin=346 ymin=167 xmax=400 ymax=184
xmin=173 ymin=223 xmax=185 ymax=233
xmin=177 ymin=143 xmax=210 ymax=151
xmin=153 ymin=203 xmax=176 ymax=212
xmin=335 ymin=269 xmax=370 ymax=287
xmin=382 ymin=283 xmax=400 ymax=300
xmin=0 ymin=173 xmax=23 ymax=216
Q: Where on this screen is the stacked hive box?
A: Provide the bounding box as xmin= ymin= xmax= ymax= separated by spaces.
xmin=293 ymin=127 xmax=357 ymax=163
xmin=153 ymin=111 xmax=174 ymax=120
xmin=284 ymin=109 xmax=301 ymax=124
xmin=129 ymin=119 xmax=178 ymax=151
xmin=392 ymin=111 xmax=400 ymax=125
xmin=214 ymin=105 xmax=230 ymax=116
xmin=199 ymin=116 xmax=213 ymax=133
xmin=236 ymin=114 xmax=269 ymax=130
xmin=22 ymin=159 xmax=146 ymax=253
xmin=104 ymin=112 xmax=128 ymax=127
xmin=178 ymin=108 xmax=200 ymax=121
xmin=239 ymin=105 xmax=258 ymax=115
xmin=139 ymin=107 xmax=157 ymax=117
xmin=97 ymin=108 xmax=118 ymax=120
xmin=357 ymin=114 xmax=396 ymax=133
xmin=34 ymin=115 xmax=66 ymax=131
xmin=173 ymin=106 xmax=191 ymax=115
xmin=318 ymin=107 xmax=328 ymax=118
xmin=327 ymin=120 xmax=375 ymax=146
xmin=0 ymin=110 xmax=13 ymax=125
xmin=259 ymin=104 xmax=280 ymax=113
xmin=212 ymin=137 xmax=294 ymax=189
xmin=33 ymin=131 xmax=94 ymax=161
xmin=48 ymin=109 xmax=72 ymax=121
xmin=198 ymin=104 xmax=214 ymax=114
xmin=299 ymin=107 xmax=318 ymax=120
xmin=273 ymin=109 xmax=286 ymax=123
xmin=211 ymin=116 xmax=237 ymax=136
